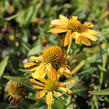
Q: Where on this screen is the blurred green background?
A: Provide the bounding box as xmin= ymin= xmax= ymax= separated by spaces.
xmin=0 ymin=0 xmax=109 ymax=109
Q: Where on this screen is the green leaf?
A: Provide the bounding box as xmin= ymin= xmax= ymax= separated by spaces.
xmin=73 ymin=86 xmax=87 ymax=93
xmin=89 ymin=88 xmax=109 ymax=95
xmin=54 ymin=99 xmax=66 ymax=109
xmin=28 ymin=44 xmax=42 ymax=56
xmin=0 ymin=56 xmax=9 ymax=78
xmin=3 ymin=75 xmax=33 ymax=88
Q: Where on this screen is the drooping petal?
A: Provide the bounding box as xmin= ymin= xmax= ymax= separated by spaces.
xmin=31 ymin=64 xmax=47 ymax=79
xmin=85 ymin=29 xmax=98 ymax=35
xmin=79 ymin=36 xmax=91 ymax=46
xmin=64 ymin=31 xmax=71 ymax=46
xmin=75 ymin=37 xmax=81 ymax=44
xmin=72 ymin=32 xmax=79 ymax=39
xmin=59 ymin=80 xmax=75 ymax=87
xmin=32 ymin=85 xmax=44 ymax=89
xmin=29 ymin=56 xmax=42 ymax=62
xmin=47 ymin=64 xmax=57 ymax=81
xmin=83 ymin=22 xmax=94 ymax=27
xmin=53 ymin=91 xmax=62 ymax=97
xmin=30 ymin=79 xmax=45 ymax=86
xmin=23 ymin=62 xmax=36 ymax=68
xmin=84 ymin=34 xmax=97 ymax=41
xmin=27 ymin=66 xmax=38 ymax=71
xmin=55 ymin=71 xmax=62 ymax=78
xmin=46 ymin=92 xmax=53 ymax=104
xmin=37 ymin=78 xmax=47 ymax=83
xmin=35 ymin=90 xmax=47 ymax=99
xmin=59 ymin=87 xmax=72 ymax=94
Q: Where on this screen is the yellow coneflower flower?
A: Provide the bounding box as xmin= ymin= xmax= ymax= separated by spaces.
xmin=48 ymin=15 xmax=97 ymax=46
xmin=30 ymin=67 xmax=74 ymax=105
xmin=5 ymin=81 xmax=26 ymax=104
xmin=24 ymin=46 xmax=71 ymax=79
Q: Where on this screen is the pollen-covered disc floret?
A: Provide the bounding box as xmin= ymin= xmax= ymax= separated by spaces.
xmin=5 ymin=81 xmax=26 ymax=104
xmin=42 ymin=46 xmax=65 ymax=69
xmin=67 ymin=19 xmax=81 ymax=32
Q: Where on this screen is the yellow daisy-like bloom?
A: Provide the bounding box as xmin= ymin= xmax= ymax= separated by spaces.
xmin=24 ymin=46 xmax=71 ymax=79
xmin=48 ymin=15 xmax=98 ymax=46
xmin=30 ymin=67 xmax=74 ymax=105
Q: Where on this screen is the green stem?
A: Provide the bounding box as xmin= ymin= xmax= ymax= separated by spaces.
xmin=48 ymin=104 xmax=52 ymax=109
xmin=99 ymin=53 xmax=108 ymax=89
xmin=67 ymin=35 xmax=72 ymax=55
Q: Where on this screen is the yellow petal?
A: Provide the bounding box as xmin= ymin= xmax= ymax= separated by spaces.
xmin=51 ymin=19 xmax=63 ymax=26
xmin=46 ymin=92 xmax=53 ymax=105
xmin=29 ymin=56 xmax=42 ymax=61
xmin=32 ymin=71 xmax=46 ymax=79
xmin=72 ymin=33 xmax=81 ymax=44
xmin=72 ymin=16 xmax=78 ymax=20
xmin=53 ymin=91 xmax=62 ymax=97
xmin=60 ymin=15 xmax=67 ymax=20
xmin=37 ymin=78 xmax=47 ymax=83
xmin=35 ymin=90 xmax=47 ymax=99
xmin=72 ymin=32 xmax=79 ymax=39
xmin=47 ymin=64 xmax=57 ymax=81
xmin=83 ymin=22 xmax=94 ymax=27
xmin=59 ymin=87 xmax=72 ymax=94
xmin=76 ymin=37 xmax=81 ymax=44
xmin=85 ymin=29 xmax=97 ymax=35
xmin=32 ymin=64 xmax=47 ymax=79
xmin=79 ymin=36 xmax=91 ymax=46
xmin=30 ymin=79 xmax=45 ymax=86
xmin=27 ymin=66 xmax=38 ymax=71
xmin=64 ymin=31 xmax=71 ymax=46
xmin=23 ymin=62 xmax=36 ymax=68
xmin=55 ymin=71 xmax=62 ymax=78
xmin=84 ymin=35 xmax=97 ymax=41
xmin=63 ymin=71 xmax=72 ymax=78
xmin=59 ymin=80 xmax=75 ymax=87
xmin=32 ymin=85 xmax=44 ymax=89
xmin=48 ymin=26 xmax=67 ymax=33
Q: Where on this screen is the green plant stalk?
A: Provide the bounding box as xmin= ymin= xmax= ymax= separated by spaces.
xmin=67 ymin=35 xmax=72 ymax=55
xmin=71 ymin=60 xmax=86 ymax=75
xmin=48 ymin=104 xmax=52 ymax=109
xmin=99 ymin=53 xmax=108 ymax=89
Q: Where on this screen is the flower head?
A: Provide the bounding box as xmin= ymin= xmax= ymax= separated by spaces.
xmin=42 ymin=46 xmax=65 ymax=69
xmin=5 ymin=81 xmax=26 ymax=104
xmin=24 ymin=46 xmax=71 ymax=79
xmin=48 ymin=15 xmax=97 ymax=46
xmin=30 ymin=67 xmax=74 ymax=105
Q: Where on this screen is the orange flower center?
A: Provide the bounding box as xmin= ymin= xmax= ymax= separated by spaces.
xmin=42 ymin=46 xmax=65 ymax=69
xmin=67 ymin=19 xmax=81 ymax=32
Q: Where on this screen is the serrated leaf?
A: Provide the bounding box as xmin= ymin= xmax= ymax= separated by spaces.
xmin=0 ymin=56 xmax=9 ymax=78
xmin=3 ymin=75 xmax=33 ymax=88
xmin=89 ymin=88 xmax=109 ymax=95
